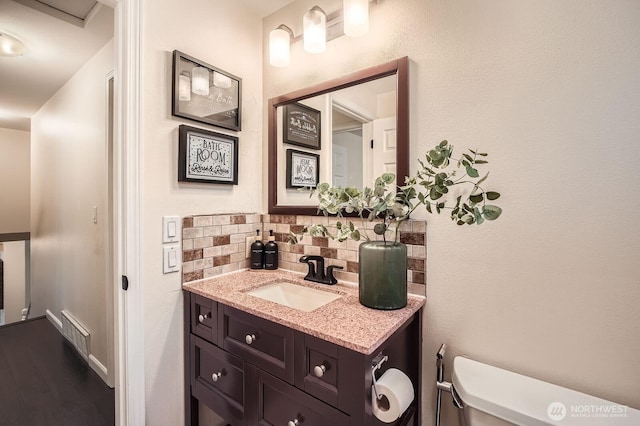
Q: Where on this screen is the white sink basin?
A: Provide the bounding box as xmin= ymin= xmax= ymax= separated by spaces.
xmin=246 ymin=281 xmax=342 ymax=312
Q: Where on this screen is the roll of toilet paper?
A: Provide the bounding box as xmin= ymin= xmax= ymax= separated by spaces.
xmin=372 ymin=368 xmax=415 ymax=423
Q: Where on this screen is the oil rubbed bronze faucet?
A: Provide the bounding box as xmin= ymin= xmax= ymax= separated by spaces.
xmin=299 ymin=255 xmax=343 ymax=285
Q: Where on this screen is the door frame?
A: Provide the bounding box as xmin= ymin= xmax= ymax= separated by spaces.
xmin=99 ymin=0 xmax=145 ymax=424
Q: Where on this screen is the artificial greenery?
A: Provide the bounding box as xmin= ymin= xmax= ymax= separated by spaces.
xmin=289 ymin=140 xmax=502 ymax=244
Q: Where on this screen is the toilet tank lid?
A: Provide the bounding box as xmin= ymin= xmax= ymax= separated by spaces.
xmin=452 ymin=356 xmax=640 ymax=426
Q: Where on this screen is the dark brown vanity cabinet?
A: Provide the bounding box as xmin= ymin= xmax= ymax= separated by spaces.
xmin=184 ymin=291 xmax=422 ymax=426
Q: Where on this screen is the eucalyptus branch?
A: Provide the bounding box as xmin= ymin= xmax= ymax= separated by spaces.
xmin=288 ymin=140 xmax=503 ymax=245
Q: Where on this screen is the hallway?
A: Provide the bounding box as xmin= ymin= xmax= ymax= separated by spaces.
xmin=0 ymin=317 xmax=114 ymax=425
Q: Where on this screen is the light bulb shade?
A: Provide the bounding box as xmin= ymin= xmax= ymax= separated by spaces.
xmin=178 ymin=74 xmax=191 ymax=101
xmin=269 ymin=27 xmax=291 ymax=67
xmin=213 ymin=71 xmax=232 ymax=89
xmin=0 ymin=32 xmax=27 ymax=57
xmin=303 ymin=6 xmax=327 ymax=54
xmin=191 ymin=66 xmax=210 ymax=96
xmin=343 ymin=0 xmax=369 ymax=37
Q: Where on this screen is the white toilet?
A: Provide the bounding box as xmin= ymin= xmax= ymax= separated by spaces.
xmin=451 ymin=356 xmax=640 ymax=425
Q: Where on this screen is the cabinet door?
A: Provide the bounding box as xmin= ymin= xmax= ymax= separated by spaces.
xmin=255 ymin=369 xmax=350 ymax=426
xmin=220 ymin=305 xmax=294 ymax=383
xmin=191 ymin=293 xmax=217 ymax=344
xmin=295 ymin=333 xmax=340 ymax=407
xmin=191 ymin=335 xmax=246 ymax=425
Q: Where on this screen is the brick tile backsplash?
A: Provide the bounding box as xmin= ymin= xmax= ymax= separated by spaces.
xmin=262 ymin=215 xmax=427 ymax=295
xmin=182 ymin=213 xmax=427 ymax=296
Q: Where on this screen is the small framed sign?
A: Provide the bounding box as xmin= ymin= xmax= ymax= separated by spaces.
xmin=172 ymin=50 xmax=242 ymax=131
xmin=283 ymin=102 xmax=321 ymax=150
xmin=178 ymin=125 xmax=238 ymax=184
xmin=286 ymin=149 xmax=320 ymax=188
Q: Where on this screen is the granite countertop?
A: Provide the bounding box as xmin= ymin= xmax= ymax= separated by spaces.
xmin=183 ymin=269 xmax=425 ymax=355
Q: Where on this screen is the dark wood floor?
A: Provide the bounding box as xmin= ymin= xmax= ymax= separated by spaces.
xmin=0 ymin=317 xmax=115 ymax=426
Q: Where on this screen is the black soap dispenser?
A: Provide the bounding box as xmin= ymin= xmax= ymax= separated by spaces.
xmin=264 ymin=230 xmax=279 ymax=270
xmin=250 ymin=229 xmax=264 ymax=270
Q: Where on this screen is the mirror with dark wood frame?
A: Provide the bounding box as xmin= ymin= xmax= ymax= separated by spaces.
xmin=268 ymin=57 xmax=409 ymax=215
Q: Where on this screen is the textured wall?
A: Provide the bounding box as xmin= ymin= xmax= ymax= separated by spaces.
xmin=30 ymin=40 xmax=113 ymax=372
xmin=140 ymin=1 xmax=264 ymax=423
xmin=0 ymin=127 xmax=30 ymax=234
xmin=263 ymin=0 xmax=640 ymax=423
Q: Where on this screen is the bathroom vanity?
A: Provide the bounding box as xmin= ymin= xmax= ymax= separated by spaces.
xmin=183 ymin=270 xmax=424 ymax=425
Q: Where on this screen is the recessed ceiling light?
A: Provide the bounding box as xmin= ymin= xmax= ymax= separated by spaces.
xmin=0 ymin=32 xmax=28 ymax=57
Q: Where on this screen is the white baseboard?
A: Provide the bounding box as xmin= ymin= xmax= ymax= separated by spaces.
xmin=45 ymin=309 xmax=110 ymax=386
xmin=45 ymin=309 xmax=63 ymax=333
xmin=89 ymin=354 xmax=110 ymax=385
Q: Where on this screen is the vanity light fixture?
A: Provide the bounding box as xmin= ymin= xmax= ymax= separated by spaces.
xmin=178 ymin=71 xmax=191 ymax=101
xmin=269 ymin=24 xmax=293 ymax=68
xmin=343 ymin=0 xmax=369 ymax=37
xmin=303 ymin=6 xmax=327 ymax=54
xmin=268 ymin=0 xmax=377 ymax=67
xmin=191 ymin=66 xmax=209 ymax=96
xmin=212 ymin=71 xmax=232 ymax=89
xmin=0 ymin=32 xmax=27 ymax=57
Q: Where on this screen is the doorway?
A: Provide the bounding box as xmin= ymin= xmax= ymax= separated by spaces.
xmin=0 ymin=0 xmax=121 ymax=416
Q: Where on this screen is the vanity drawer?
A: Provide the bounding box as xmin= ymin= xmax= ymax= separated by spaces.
xmin=219 ymin=305 xmax=294 ymax=383
xmin=191 ymin=293 xmax=217 ymax=344
xmin=191 ymin=335 xmax=245 ymax=425
xmin=295 ymin=333 xmax=340 ymax=407
xmin=255 ymin=368 xmax=350 ymax=426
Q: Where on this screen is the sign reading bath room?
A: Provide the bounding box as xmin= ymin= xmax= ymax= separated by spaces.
xmin=178 ymin=125 xmax=238 ymax=185
xmin=283 ymin=102 xmax=321 ymax=150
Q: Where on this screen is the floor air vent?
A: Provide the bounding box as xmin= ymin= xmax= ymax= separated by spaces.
xmin=61 ymin=310 xmax=91 ymax=361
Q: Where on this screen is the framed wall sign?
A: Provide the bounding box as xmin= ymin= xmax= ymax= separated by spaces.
xmin=286 ymin=149 xmax=320 ymax=188
xmin=172 ymin=50 xmax=242 ymax=131
xmin=178 ymin=125 xmax=238 ymax=185
xmin=283 ymin=102 xmax=321 ymax=150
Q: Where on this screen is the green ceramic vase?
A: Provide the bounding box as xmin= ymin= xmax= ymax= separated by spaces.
xmin=358 ymin=241 xmax=407 ymax=310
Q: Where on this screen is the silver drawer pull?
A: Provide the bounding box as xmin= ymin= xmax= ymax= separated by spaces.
xmin=287 ymin=419 xmax=299 ymax=426
xmin=198 ymin=313 xmax=208 ymax=323
xmin=245 ymin=334 xmax=257 ymax=345
xmin=313 ymin=364 xmax=327 ymax=378
xmin=211 ymin=371 xmax=222 ymax=382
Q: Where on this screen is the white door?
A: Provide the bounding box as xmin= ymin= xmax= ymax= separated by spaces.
xmin=332 ymin=143 xmax=348 ymax=187
xmin=372 ymin=116 xmax=397 ymax=179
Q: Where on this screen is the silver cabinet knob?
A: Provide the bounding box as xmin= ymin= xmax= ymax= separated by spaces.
xmin=198 ymin=313 xmax=208 ymax=323
xmin=313 ymin=364 xmax=327 ymax=378
xmin=287 ymin=419 xmax=299 ymax=426
xmin=245 ymin=334 xmax=256 ymax=345
xmin=211 ymin=371 xmax=222 ymax=382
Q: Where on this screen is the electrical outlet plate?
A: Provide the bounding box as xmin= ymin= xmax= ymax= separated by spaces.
xmin=246 ymin=236 xmax=254 ymax=258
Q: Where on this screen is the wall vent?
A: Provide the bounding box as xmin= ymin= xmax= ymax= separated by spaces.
xmin=61 ymin=310 xmax=91 ymax=361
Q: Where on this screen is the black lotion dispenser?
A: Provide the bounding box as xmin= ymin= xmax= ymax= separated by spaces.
xmin=264 ymin=230 xmax=279 ymax=270
xmin=250 ymin=229 xmax=264 ymax=269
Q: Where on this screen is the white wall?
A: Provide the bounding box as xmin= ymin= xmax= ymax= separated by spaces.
xmin=264 ymin=0 xmax=640 ymax=423
xmin=140 ymin=1 xmax=263 ymax=423
xmin=0 ymin=127 xmax=30 ymax=234
xmin=0 ymin=241 xmax=27 ymax=323
xmin=30 ymin=40 xmax=113 ymax=372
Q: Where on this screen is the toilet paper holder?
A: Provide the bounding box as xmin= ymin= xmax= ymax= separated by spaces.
xmin=371 ymin=353 xmax=389 ymax=401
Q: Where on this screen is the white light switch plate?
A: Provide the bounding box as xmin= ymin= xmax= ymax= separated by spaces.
xmin=163 ymin=245 xmax=181 ymax=274
xmin=163 ymin=216 xmax=181 ymax=243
